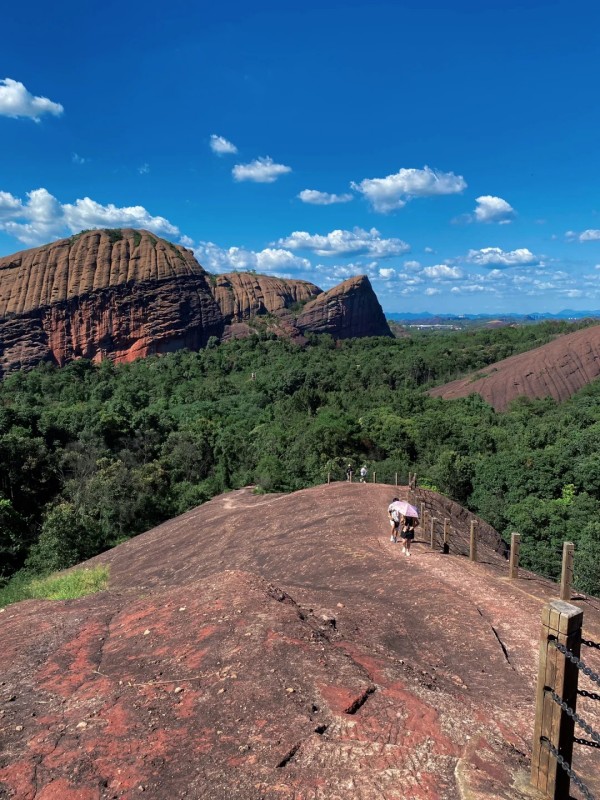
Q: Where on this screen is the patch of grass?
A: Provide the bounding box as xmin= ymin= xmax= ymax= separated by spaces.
xmin=0 ymin=565 xmax=109 ymax=608
xmin=104 ymin=228 xmax=124 ymax=244
xmin=133 ymin=231 xmax=142 ymax=248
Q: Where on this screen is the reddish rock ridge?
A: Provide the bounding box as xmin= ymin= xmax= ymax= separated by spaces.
xmin=212 ymin=272 xmax=321 ymax=324
xmin=296 ymin=275 xmax=392 ymax=338
xmin=1 ymin=482 xmax=599 ymax=799
xmin=430 ymin=324 xmax=600 ymax=410
xmin=0 ymin=230 xmax=391 ymax=375
xmin=0 ymin=229 xmax=224 ymax=374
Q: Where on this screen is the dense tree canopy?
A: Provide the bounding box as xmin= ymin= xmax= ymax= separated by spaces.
xmin=0 ymin=319 xmax=599 ymax=596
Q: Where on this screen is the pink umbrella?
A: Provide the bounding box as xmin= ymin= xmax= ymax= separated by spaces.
xmin=389 ymin=500 xmax=419 ymax=518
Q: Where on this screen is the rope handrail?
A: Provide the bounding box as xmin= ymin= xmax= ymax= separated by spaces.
xmin=540 ymin=738 xmax=596 ymax=800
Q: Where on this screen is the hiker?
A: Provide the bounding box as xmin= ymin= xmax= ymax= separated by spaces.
xmin=345 ymin=464 xmax=353 ymax=482
xmin=388 ymin=497 xmax=401 ymax=543
xmin=400 ymin=515 xmax=418 ymax=556
xmin=360 ymin=465 xmax=368 ymax=483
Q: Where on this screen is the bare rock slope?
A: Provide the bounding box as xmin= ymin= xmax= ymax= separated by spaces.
xmin=1 ymin=482 xmax=599 ymax=800
xmin=430 ymin=323 xmax=600 ymax=410
xmin=0 ymin=230 xmax=391 ymax=376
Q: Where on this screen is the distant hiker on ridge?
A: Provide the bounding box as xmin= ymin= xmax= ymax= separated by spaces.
xmin=346 ymin=464 xmax=353 ymax=482
xmin=360 ymin=465 xmax=368 ymax=483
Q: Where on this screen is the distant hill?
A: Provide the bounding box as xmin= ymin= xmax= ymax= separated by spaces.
xmin=430 ymin=323 xmax=600 ymax=410
xmin=0 ymin=229 xmax=391 ymax=376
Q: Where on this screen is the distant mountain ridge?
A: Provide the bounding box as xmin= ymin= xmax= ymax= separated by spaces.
xmin=0 ymin=229 xmax=391 ymax=376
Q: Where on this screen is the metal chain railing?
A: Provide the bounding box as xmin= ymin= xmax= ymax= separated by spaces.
xmin=540 ymin=738 xmax=595 ymax=800
xmin=574 ymin=736 xmax=600 ymax=750
xmin=550 ymin=639 xmax=600 ymax=686
xmin=546 ymin=690 xmax=600 ymax=745
xmin=582 ymin=638 xmax=600 ymax=651
xmin=579 ymin=689 xmax=600 ymax=702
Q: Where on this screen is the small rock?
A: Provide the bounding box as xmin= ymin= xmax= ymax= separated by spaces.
xmin=178 ymin=607 xmax=186 ymax=611
xmin=143 ymin=629 xmax=151 ymax=636
xmin=285 ymin=688 xmax=295 ymax=694
xmin=174 ymin=687 xmax=184 ymax=694
xmin=15 ymin=725 xmax=23 ymax=731
xmin=217 ymin=688 xmax=225 ymax=694
xmin=76 ymin=721 xmax=88 ymax=729
xmin=336 ymin=603 xmax=344 ymax=608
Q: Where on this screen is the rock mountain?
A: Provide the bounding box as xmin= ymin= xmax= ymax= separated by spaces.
xmin=0 ymin=228 xmax=391 ymax=376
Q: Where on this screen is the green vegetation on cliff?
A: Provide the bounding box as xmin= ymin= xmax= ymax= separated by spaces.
xmin=0 ymin=319 xmax=598 ymax=598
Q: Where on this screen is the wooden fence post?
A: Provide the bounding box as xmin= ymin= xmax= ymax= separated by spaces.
xmin=531 ymin=600 xmax=583 ymax=799
xmin=559 ymin=543 xmax=574 ymax=601
xmin=443 ymin=518 xmax=449 ymax=554
xmin=509 ymin=532 xmax=520 ymax=579
xmin=430 ymin=518 xmax=436 ymax=550
xmin=372 ymin=471 xmax=376 ymax=483
xmin=395 ymin=472 xmax=398 ymax=486
xmin=469 ymin=520 xmax=477 ymax=562
xmin=419 ymin=502 xmax=424 ymax=521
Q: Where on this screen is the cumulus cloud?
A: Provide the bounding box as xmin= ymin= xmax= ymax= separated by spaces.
xmin=193 ymin=241 xmax=311 ymax=275
xmin=472 ymin=195 xmax=516 ymax=224
xmin=579 ymin=229 xmax=600 ymax=241
xmin=210 ymin=134 xmax=238 ymax=155
xmin=276 ymin=227 xmax=409 ymax=258
xmin=0 ymin=78 xmax=63 ymax=121
xmin=232 ymin=156 xmax=291 ymax=183
xmin=422 ymin=264 xmax=464 ymax=280
xmin=378 ymin=268 xmax=396 ymax=280
xmin=0 ymin=187 xmax=180 ymax=246
xmin=425 ymin=287 xmax=441 ymax=296
xmin=351 ymin=166 xmax=466 ymax=213
xmin=72 ymin=153 xmax=87 ymax=165
xmin=138 ymin=163 xmax=150 ymax=175
xmin=297 ymin=189 xmax=353 ymax=205
xmin=466 ymin=247 xmax=539 ymax=268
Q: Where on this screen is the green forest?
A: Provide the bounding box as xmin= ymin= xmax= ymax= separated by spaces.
xmin=1 ymin=319 xmax=599 ymax=601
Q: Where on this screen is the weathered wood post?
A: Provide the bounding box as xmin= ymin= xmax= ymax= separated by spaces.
xmin=372 ymin=471 xmax=376 ymax=483
xmin=469 ymin=520 xmax=477 ymax=562
xmin=559 ymin=542 xmax=574 ymax=601
xmin=531 ymin=600 xmax=583 ymax=799
xmin=395 ymin=472 xmax=398 ymax=486
xmin=327 ymin=471 xmax=331 ymax=485
xmin=509 ymin=532 xmax=520 ymax=579
xmin=443 ymin=518 xmax=449 ymax=554
xmin=419 ymin=502 xmax=424 ymax=521
xmin=430 ymin=518 xmax=436 ymax=550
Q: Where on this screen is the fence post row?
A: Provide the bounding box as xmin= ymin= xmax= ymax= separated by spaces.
xmin=559 ymin=542 xmax=574 ymax=602
xmin=430 ymin=517 xmax=436 ymax=550
xmin=469 ymin=520 xmax=477 ymax=562
xmin=531 ymin=600 xmax=583 ymax=799
xmin=443 ymin=518 xmax=449 ymax=554
xmin=509 ymin=532 xmax=520 ymax=579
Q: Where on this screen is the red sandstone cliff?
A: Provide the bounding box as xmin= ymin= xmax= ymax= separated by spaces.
xmin=429 ymin=323 xmax=600 ymax=410
xmin=0 ymin=230 xmax=391 ymax=376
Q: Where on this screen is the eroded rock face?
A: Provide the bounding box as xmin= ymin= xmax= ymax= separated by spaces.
xmin=0 ymin=230 xmax=391 ymax=376
xmin=296 ymin=275 xmax=392 ymax=338
xmin=212 ymin=272 xmax=321 ymax=324
xmin=0 ymin=229 xmax=224 ymax=374
xmin=429 ymin=324 xmax=600 ymax=410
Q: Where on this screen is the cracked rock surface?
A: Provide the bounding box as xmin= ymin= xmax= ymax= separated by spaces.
xmin=1 ymin=482 xmax=599 ymax=799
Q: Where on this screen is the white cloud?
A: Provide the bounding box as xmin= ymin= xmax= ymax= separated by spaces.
xmin=72 ymin=153 xmax=87 ymax=165
xmin=425 ymin=287 xmax=441 ymax=296
xmin=0 ymin=78 xmax=63 ymax=121
xmin=423 ymin=264 xmax=464 ymax=280
xmin=138 ymin=163 xmax=150 ymax=175
xmin=351 ymin=166 xmax=466 ymax=213
xmin=466 ymin=247 xmax=539 ymax=268
xmin=378 ymin=268 xmax=396 ymax=280
xmin=297 ymin=189 xmax=353 ymax=205
xmin=193 ymin=241 xmax=311 ymax=275
xmin=0 ymin=187 xmax=180 ymax=246
xmin=232 ymin=156 xmax=291 ymax=183
xmin=403 ymin=260 xmax=421 ymax=271
xmin=424 ymin=246 xmax=435 ymax=253
xmin=472 ymin=195 xmax=516 ymax=224
xmin=276 ymin=227 xmax=409 ymax=258
xmin=579 ymin=229 xmax=600 ymax=241
xmin=562 ymin=289 xmax=584 ymax=297
xmin=210 ymin=134 xmax=238 ymax=155
xmin=450 ymin=284 xmax=486 ymax=294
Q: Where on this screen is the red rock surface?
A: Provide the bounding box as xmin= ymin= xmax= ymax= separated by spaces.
xmin=296 ymin=276 xmax=392 ymax=339
xmin=1 ymin=483 xmax=599 ymax=799
xmin=0 ymin=232 xmax=391 ymax=375
xmin=429 ymin=324 xmax=600 ymax=410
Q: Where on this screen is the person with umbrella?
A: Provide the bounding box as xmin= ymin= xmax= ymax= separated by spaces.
xmin=388 ymin=498 xmax=419 ymax=555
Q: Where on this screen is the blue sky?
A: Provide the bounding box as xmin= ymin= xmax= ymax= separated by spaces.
xmin=1 ymin=0 xmax=600 ymax=315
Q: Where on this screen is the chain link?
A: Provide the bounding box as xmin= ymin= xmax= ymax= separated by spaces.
xmin=574 ymin=736 xmax=600 ymax=750
xmin=579 ymin=689 xmax=600 ymax=702
xmin=582 ymin=638 xmax=600 ymax=651
xmin=540 ymin=738 xmax=596 ymax=800
xmin=547 ymin=690 xmax=600 ymax=745
xmin=550 ymin=639 xmax=600 ymax=687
